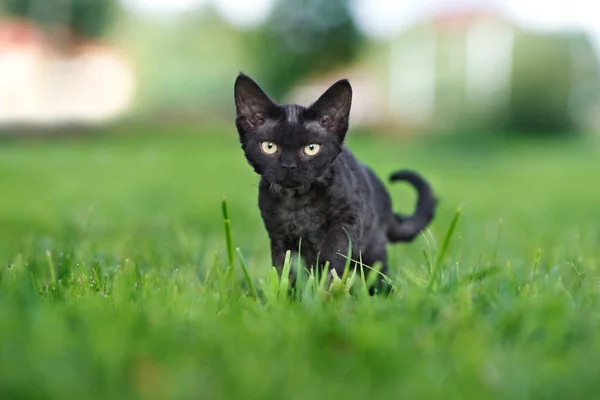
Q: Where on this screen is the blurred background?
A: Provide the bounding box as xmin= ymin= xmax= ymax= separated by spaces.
xmin=1 ymin=0 xmax=600 ymax=135
xmin=1 ymin=0 xmax=600 ymax=267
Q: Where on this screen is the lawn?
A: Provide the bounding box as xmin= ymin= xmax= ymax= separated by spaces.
xmin=1 ymin=126 xmax=600 ymax=399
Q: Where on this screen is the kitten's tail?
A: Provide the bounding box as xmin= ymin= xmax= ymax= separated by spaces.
xmin=387 ymin=170 xmax=437 ymax=243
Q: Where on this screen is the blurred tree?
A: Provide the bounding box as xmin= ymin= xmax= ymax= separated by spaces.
xmin=507 ymin=32 xmax=600 ymax=135
xmin=3 ymin=0 xmax=116 ymax=38
xmin=509 ymin=33 xmax=573 ymax=134
xmin=246 ymin=0 xmax=363 ymax=99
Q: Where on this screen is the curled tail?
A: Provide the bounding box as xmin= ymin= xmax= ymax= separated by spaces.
xmin=387 ymin=170 xmax=437 ymax=242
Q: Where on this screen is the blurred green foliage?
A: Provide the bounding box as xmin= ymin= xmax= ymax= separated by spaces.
xmin=113 ymin=10 xmax=245 ymax=118
xmin=507 ymin=32 xmax=599 ymax=135
xmin=509 ymin=34 xmax=574 ymax=134
xmin=246 ymin=0 xmax=363 ymax=99
xmin=3 ymin=0 xmax=116 ymax=38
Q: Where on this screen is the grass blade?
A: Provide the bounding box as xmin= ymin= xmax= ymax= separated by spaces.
xmin=302 ymin=273 xmax=316 ymax=301
xmin=358 ymin=253 xmax=369 ymax=298
xmin=366 ymin=261 xmax=383 ymax=290
xmin=295 ymin=239 xmax=304 ymax=300
xmin=236 ymin=248 xmax=258 ymax=299
xmin=45 ymin=250 xmax=56 ymax=284
xmin=422 ymin=248 xmax=433 ymax=275
xmin=329 ymin=269 xmax=343 ymax=296
xmin=533 ymin=248 xmax=542 ymax=277
xmin=428 ymin=206 xmax=462 ymax=292
xmin=317 ymin=261 xmax=331 ymax=298
xmin=341 ymin=228 xmax=353 ymax=283
xmin=222 ymin=197 xmax=235 ymax=280
xmin=279 ymin=250 xmax=292 ymax=299
xmin=259 ymin=267 xmax=280 ymax=304
xmin=344 ymin=266 xmax=358 ymax=295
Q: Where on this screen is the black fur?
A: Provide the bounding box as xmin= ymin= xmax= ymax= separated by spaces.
xmin=234 ymin=73 xmax=437 ymax=286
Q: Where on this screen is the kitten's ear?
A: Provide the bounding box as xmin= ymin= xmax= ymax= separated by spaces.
xmin=308 ymin=79 xmax=352 ymax=137
xmin=234 ymin=73 xmax=276 ymax=135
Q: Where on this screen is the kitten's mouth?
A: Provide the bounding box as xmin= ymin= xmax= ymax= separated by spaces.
xmin=272 ymin=171 xmax=305 ymax=188
xmin=276 ymin=180 xmax=304 ymax=189
xmin=268 ymin=175 xmax=311 ymax=189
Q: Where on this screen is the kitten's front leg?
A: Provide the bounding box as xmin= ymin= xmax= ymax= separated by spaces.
xmin=270 ymin=238 xmax=288 ymax=272
xmin=318 ymin=224 xmax=362 ymax=276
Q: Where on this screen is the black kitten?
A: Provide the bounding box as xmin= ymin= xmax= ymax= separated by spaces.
xmin=234 ymin=73 xmax=437 ymax=287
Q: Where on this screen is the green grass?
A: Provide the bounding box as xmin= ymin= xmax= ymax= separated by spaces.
xmin=1 ymin=127 xmax=600 ymax=399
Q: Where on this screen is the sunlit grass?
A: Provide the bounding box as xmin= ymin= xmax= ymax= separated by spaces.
xmin=1 ymin=128 xmax=600 ymax=399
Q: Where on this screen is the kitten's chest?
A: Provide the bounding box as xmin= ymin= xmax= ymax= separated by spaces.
xmin=265 ymin=192 xmax=330 ymax=241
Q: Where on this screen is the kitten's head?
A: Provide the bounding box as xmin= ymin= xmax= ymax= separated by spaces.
xmin=234 ymin=73 xmax=352 ymax=188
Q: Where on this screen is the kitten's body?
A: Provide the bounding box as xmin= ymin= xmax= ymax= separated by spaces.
xmin=234 ymin=73 xmax=437 ymax=285
xmin=260 ymin=147 xmax=390 ymax=270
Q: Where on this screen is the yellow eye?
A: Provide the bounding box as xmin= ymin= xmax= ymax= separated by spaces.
xmin=304 ymin=144 xmax=321 ymax=156
xmin=261 ymin=141 xmax=278 ymax=154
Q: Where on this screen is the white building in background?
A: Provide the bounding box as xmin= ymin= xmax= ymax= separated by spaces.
xmin=388 ymin=9 xmax=516 ymax=131
xmin=0 ymin=19 xmax=136 ymax=130
xmin=288 ymin=9 xmax=518 ymax=132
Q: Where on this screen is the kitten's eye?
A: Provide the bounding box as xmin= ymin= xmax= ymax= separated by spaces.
xmin=261 ymin=141 xmax=278 ymax=154
xmin=304 ymin=144 xmax=321 ymax=156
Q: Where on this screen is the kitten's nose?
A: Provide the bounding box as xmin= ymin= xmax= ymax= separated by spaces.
xmin=280 ymin=154 xmax=297 ymax=170
xmin=281 ymin=162 xmax=297 ymax=170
